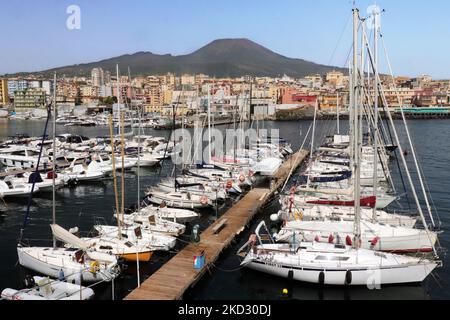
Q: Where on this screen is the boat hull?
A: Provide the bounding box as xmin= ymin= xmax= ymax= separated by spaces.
xmin=120 ymin=251 xmax=153 ymax=262
xmin=244 ymin=259 xmax=438 ymax=286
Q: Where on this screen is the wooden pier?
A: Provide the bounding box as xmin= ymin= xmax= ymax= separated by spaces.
xmin=124 ymin=149 xmax=309 ymax=300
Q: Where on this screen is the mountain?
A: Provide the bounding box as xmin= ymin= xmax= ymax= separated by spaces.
xmin=5 ymin=39 xmax=345 ymax=78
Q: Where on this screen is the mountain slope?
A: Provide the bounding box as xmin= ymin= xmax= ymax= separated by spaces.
xmin=6 ymin=39 xmax=345 ymax=78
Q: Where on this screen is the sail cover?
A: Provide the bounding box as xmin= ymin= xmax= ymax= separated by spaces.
xmin=50 ymin=224 xmax=88 ymax=250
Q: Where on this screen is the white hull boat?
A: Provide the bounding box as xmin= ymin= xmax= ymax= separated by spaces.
xmin=0 ymin=180 xmax=38 ymax=198
xmin=146 ymin=189 xmax=212 ymax=209
xmin=279 ymin=205 xmax=417 ymax=228
xmin=137 ymin=205 xmax=199 ymax=223
xmin=241 ymin=242 xmax=439 ymax=286
xmin=93 ymin=225 xmax=177 ymax=251
xmin=276 ymin=220 xmax=437 ymax=253
xmin=1 ymin=276 xmax=95 ymax=300
xmin=17 ymin=246 xmax=119 ymax=283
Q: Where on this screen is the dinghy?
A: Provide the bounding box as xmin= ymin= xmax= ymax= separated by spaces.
xmin=1 ymin=276 xmax=95 ymax=300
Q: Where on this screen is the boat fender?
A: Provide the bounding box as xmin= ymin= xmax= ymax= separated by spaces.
xmin=288 ymin=270 xmax=294 ymax=281
xmin=24 ymin=275 xmax=35 ymax=289
xmin=345 ymin=270 xmax=352 ymax=285
xmin=270 ymin=214 xmax=279 ymax=222
xmin=328 ymin=234 xmax=335 ymax=244
xmin=58 ymin=269 xmax=65 ymax=281
xmin=294 ymin=211 xmax=303 ymax=221
xmin=249 ymin=234 xmax=258 ymax=246
xmin=371 ymin=237 xmax=380 ymax=248
xmin=289 ymin=195 xmax=295 ymax=204
xmin=318 ymin=271 xmax=325 ymax=285
xmin=89 ymin=261 xmax=100 ymax=273
xmin=346 ymin=235 xmax=353 ymax=246
xmin=314 ymin=235 xmax=320 ymax=243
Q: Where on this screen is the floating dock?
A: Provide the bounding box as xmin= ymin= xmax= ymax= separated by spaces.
xmin=124 ymin=149 xmax=309 ymax=300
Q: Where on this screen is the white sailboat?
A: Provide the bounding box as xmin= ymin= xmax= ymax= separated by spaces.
xmin=240 ymin=223 xmax=438 ymax=286
xmin=146 ymin=188 xmax=212 ymax=209
xmin=278 ymin=205 xmax=418 ymax=228
xmin=137 ymin=205 xmax=199 ymax=223
xmin=18 ymin=225 xmax=120 ymax=283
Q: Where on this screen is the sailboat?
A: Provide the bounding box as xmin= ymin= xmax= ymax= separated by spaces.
xmin=239 ymin=221 xmax=438 ymax=286
xmin=278 ymin=205 xmax=418 ymax=228
xmin=18 ymin=225 xmax=120 ymax=283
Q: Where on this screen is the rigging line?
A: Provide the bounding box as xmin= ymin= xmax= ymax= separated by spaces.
xmin=360 ymin=34 xmax=412 ymax=209
xmin=211 ymin=261 xmax=246 ymax=273
xmin=157 ymin=92 xmax=183 ymax=179
xmin=19 ymin=103 xmax=52 ymax=243
xmin=328 ymin=12 xmax=353 ymax=67
xmin=380 ymin=32 xmax=438 ymax=227
xmin=364 ymin=29 xmax=437 ymax=256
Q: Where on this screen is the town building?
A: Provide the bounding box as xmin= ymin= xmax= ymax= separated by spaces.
xmin=13 ymin=88 xmax=47 ymax=109
xmin=0 ymin=79 xmax=9 ymax=105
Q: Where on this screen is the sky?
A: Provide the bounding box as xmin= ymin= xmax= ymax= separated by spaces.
xmin=1 ymin=0 xmax=450 ymax=78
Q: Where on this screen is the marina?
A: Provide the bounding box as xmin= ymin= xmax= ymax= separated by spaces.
xmin=0 ymin=3 xmax=449 ymax=305
xmin=2 ymin=115 xmax=447 ymax=299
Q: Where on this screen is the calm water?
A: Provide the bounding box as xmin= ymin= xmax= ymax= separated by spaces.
xmin=0 ymin=118 xmax=448 ymax=300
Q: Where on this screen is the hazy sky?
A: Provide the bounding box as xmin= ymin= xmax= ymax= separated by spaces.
xmin=1 ymin=0 xmax=450 ymax=78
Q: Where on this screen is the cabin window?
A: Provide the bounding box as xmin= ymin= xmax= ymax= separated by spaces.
xmin=124 ymin=241 xmax=134 ymax=248
xmin=315 ymin=255 xmax=350 ymax=262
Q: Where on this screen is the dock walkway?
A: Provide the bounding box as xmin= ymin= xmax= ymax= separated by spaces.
xmin=125 ymin=149 xmax=309 ymax=300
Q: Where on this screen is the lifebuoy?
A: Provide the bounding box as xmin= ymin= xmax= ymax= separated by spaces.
xmin=200 ymin=196 xmax=208 ymax=205
xmin=290 ymin=186 xmax=297 ymax=194
xmin=239 ymin=174 xmax=246 ymax=183
xmin=226 ymin=180 xmax=233 ymax=189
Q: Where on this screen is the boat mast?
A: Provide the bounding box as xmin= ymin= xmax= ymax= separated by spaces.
xmin=336 ymin=92 xmax=340 ymax=134
xmin=207 ymin=83 xmax=212 ymax=164
xmin=173 ymin=103 xmax=177 ymax=190
xmin=109 ymin=115 xmax=121 ymax=239
xmin=52 ymin=72 xmax=57 ymax=249
xmin=116 ymin=64 xmax=121 ymax=136
xmin=352 ymin=8 xmax=362 ymax=251
xmin=372 ymin=8 xmax=380 ymax=221
xmin=307 ymin=99 xmax=318 ymax=188
xmin=121 ymin=112 xmax=125 ymax=225
xmin=128 ymin=68 xmax=141 ymax=212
